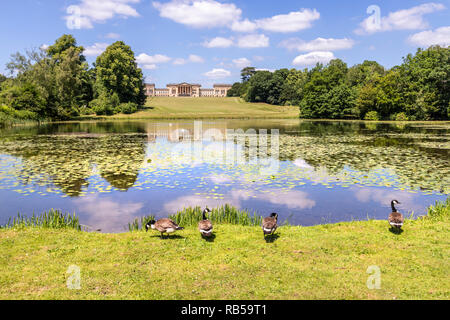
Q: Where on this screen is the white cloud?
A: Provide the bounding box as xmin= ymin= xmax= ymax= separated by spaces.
xmin=355 ymin=2 xmax=446 ymax=35
xmin=188 ymin=54 xmax=205 ymax=63
xmin=203 ymin=37 xmax=234 ymax=48
xmin=408 ymin=26 xmax=450 ymax=47
xmin=203 ymin=68 xmax=232 ymax=79
xmin=65 ymin=0 xmax=141 ymax=30
xmin=233 ymin=57 xmax=251 ymax=68
xmin=255 ymin=9 xmax=320 ymax=33
xmin=153 ymin=0 xmax=319 ymax=34
xmin=40 ymin=44 xmax=49 ymax=51
xmin=292 ymin=51 xmax=335 ymax=66
xmin=83 ymin=43 xmax=109 ymax=56
xmin=105 ymin=32 xmax=120 ymax=39
xmin=173 ymin=58 xmax=187 ymax=65
xmin=173 ymin=55 xmax=205 ymax=65
xmin=142 ymin=64 xmax=157 ymax=70
xmin=280 ymin=37 xmax=355 ymax=52
xmin=153 ymin=0 xmax=242 ymax=28
xmin=231 ymin=19 xmax=257 ymax=32
xmin=136 ymin=53 xmax=171 ymax=64
xmin=237 ymin=34 xmax=269 ymax=48
xmin=136 ymin=53 xmax=172 ymax=70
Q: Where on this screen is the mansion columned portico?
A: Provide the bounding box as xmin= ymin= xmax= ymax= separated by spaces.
xmin=145 ymin=83 xmax=232 ymax=98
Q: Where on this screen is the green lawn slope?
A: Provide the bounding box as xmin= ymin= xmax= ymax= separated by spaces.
xmin=1 ymin=214 xmax=448 ymax=300
xmin=108 ymin=97 xmax=299 ymax=119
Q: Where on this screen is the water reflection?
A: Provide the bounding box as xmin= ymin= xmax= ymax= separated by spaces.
xmin=0 ymin=120 xmax=448 ymax=232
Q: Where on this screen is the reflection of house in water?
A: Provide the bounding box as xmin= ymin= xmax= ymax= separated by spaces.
xmin=144 ymin=122 xmax=229 ymax=142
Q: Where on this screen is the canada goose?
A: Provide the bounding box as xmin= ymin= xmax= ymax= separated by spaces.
xmin=198 ymin=208 xmax=213 ymax=238
xmin=146 ymin=218 xmax=184 ymax=238
xmin=262 ymin=213 xmax=278 ymax=238
xmin=388 ymin=200 xmax=404 ymax=229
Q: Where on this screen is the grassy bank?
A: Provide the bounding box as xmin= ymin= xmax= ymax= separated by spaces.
xmin=0 ymin=200 xmax=448 ymax=300
xmin=104 ymin=97 xmax=300 ymax=119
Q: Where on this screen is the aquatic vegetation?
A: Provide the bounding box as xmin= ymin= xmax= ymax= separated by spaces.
xmin=128 ymin=215 xmax=155 ymax=232
xmin=1 ymin=209 xmax=81 ymax=230
xmin=426 ymin=197 xmax=450 ymax=220
xmin=169 ymin=204 xmax=262 ymax=227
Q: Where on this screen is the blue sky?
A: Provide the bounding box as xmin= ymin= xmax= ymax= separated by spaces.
xmin=0 ymin=0 xmax=449 ymax=87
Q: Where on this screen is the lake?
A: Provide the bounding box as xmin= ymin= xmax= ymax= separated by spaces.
xmin=0 ymin=120 xmax=448 ymax=232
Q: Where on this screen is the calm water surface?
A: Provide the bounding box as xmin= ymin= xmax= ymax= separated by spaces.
xmin=0 ymin=120 xmax=448 ymax=232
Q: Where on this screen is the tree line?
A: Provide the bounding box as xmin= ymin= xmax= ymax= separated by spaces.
xmin=228 ymin=46 xmax=449 ymax=121
xmin=0 ymin=34 xmax=146 ymax=121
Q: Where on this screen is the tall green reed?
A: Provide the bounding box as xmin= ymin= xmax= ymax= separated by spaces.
xmin=2 ymin=209 xmax=82 ymax=230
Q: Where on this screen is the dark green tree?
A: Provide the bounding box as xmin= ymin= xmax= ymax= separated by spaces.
xmin=94 ymin=41 xmax=146 ymax=106
xmin=241 ymin=67 xmax=256 ymax=82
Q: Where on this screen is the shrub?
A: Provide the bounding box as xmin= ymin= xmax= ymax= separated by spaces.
xmin=394 ymin=112 xmax=409 ymax=121
xmin=0 ymin=104 xmax=38 ymax=120
xmin=364 ymin=111 xmax=379 ymax=121
xmin=117 ymin=102 xmax=138 ymax=114
xmin=90 ymin=91 xmax=121 ymax=116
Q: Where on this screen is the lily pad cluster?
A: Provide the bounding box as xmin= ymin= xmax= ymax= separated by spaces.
xmin=0 ymin=121 xmax=448 ymax=200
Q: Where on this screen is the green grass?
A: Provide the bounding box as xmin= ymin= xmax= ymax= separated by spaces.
xmin=0 ymin=201 xmax=448 ymax=300
xmin=105 ymin=97 xmax=300 ymax=119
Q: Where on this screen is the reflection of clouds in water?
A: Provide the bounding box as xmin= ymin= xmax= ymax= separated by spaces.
xmin=74 ymin=195 xmax=144 ymax=233
xmin=352 ymin=187 xmax=425 ymax=215
xmin=293 ymin=158 xmax=313 ymax=169
xmin=164 ymin=188 xmax=315 ymax=213
xmin=209 ymin=174 xmax=233 ymax=184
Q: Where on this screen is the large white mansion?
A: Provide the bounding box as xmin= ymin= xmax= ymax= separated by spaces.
xmin=145 ymin=83 xmax=232 ymax=97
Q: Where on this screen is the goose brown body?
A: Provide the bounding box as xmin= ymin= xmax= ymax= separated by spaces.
xmin=389 ymin=200 xmax=404 ymax=229
xmin=146 ymin=218 xmax=184 ymax=238
xmin=262 ymin=213 xmax=278 ymax=236
xmin=199 ymin=208 xmax=213 ymax=237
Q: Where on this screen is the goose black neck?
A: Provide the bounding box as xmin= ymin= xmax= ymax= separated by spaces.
xmin=391 ymin=201 xmax=398 ymax=213
xmin=203 ymin=211 xmax=207 ymax=220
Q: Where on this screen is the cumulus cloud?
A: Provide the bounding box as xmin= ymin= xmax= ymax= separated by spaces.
xmin=355 ymin=2 xmax=446 ymax=35
xmin=280 ymin=37 xmax=355 ymax=52
xmin=203 ymin=68 xmax=232 ymax=79
xmin=231 ymin=19 xmax=257 ymax=32
xmin=188 ymin=54 xmax=205 ymax=63
xmin=203 ymin=34 xmax=269 ymax=49
xmin=408 ymin=26 xmax=450 ymax=47
xmin=136 ymin=53 xmax=171 ymax=64
xmin=254 ymin=9 xmax=320 ymax=33
xmin=172 ymin=54 xmax=205 ymax=65
xmin=153 ymin=0 xmax=242 ymax=28
xmin=136 ymin=53 xmax=172 ymax=70
xmin=83 ymin=42 xmax=109 ymax=56
xmin=203 ymin=37 xmax=234 ymax=48
xmin=292 ymin=51 xmax=335 ymax=66
xmin=153 ymin=0 xmax=319 ymax=33
xmin=237 ymin=34 xmax=269 ymax=48
xmin=65 ymin=0 xmax=141 ymax=30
